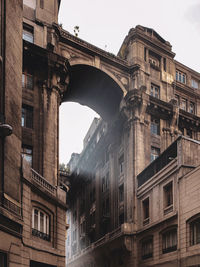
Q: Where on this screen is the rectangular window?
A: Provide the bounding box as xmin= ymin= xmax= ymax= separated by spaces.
xmin=191 ymin=79 xmax=199 ymax=89
xmin=175 ymin=94 xmax=180 ymax=106
xmin=144 ymin=47 xmax=147 ymax=61
xmin=0 ymin=252 xmax=7 ymax=266
xmin=40 ymin=0 xmax=44 ymax=9
xmin=143 ymin=198 xmax=149 ymax=221
xmin=150 ymin=84 xmax=160 ymax=98
xmin=190 ymin=219 xmax=200 ymax=246
xmin=164 ymin=182 xmax=173 ymax=208
xmin=151 ymin=117 xmax=160 ymax=135
xmin=141 ymin=238 xmax=153 ymax=259
xmin=23 ymin=24 xmax=34 ymax=43
xmin=163 ymin=57 xmax=166 ymax=71
xmin=23 ymin=0 xmax=36 ymax=9
xmin=102 ymin=198 xmax=110 ymax=216
xmin=151 ymin=147 xmax=160 ymax=162
xmin=180 ymin=98 xmax=187 ymax=111
xmin=22 ymin=145 xmax=33 ymax=166
xmin=176 ymin=70 xmax=186 ymax=84
xmin=22 ymin=105 xmax=33 ymax=128
xmin=119 ymin=184 xmax=124 ymax=202
xmin=189 ymin=102 xmax=195 ymax=114
xmin=22 ymin=72 xmax=33 ymax=90
xmin=162 ymin=229 xmax=177 ymax=253
xmin=119 ymin=154 xmax=124 ymax=175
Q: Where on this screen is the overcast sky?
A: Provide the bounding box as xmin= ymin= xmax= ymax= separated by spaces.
xmin=58 ymin=0 xmax=200 ymax=164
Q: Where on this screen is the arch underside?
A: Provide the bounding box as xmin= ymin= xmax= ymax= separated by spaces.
xmin=62 ymin=65 xmax=124 ymax=121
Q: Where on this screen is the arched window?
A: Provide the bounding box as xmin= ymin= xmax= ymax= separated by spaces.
xmin=32 ymin=207 xmax=50 ymax=241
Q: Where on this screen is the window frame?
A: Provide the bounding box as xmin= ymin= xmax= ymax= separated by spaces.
xmin=150 ymin=117 xmax=160 ymax=135
xmin=22 ymin=145 xmax=33 ymax=166
xmin=21 ymin=104 xmax=33 ymax=129
xmin=23 ymin=23 xmax=34 ymax=43
xmin=22 ymin=71 xmax=33 ymax=90
xmin=176 ymin=70 xmax=186 ymax=84
xmin=150 ymin=146 xmax=160 ymax=162
xmin=191 ymin=78 xmax=199 ymax=89
xmin=32 ymin=207 xmax=50 ymax=241
xmin=190 ymin=217 xmax=200 ymax=246
xmin=142 ymin=197 xmax=150 ymax=225
xmin=162 ymin=227 xmax=177 ymax=254
xmin=141 ymin=237 xmax=153 ymax=260
xmin=150 ymin=84 xmax=160 ymax=99
xmin=163 ymin=181 xmax=173 ymax=209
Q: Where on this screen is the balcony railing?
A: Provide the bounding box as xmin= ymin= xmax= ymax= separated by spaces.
xmin=137 ymin=140 xmax=177 ymax=187
xmin=31 ymin=169 xmax=56 ymax=195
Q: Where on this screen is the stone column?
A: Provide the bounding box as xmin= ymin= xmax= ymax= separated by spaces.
xmin=40 ymin=58 xmax=69 ymax=185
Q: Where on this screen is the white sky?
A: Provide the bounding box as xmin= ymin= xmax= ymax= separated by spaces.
xmin=58 ymin=0 xmax=200 ymax=164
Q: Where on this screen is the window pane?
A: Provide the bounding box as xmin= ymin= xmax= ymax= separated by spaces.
xmin=23 ymin=30 xmax=34 ymax=43
xmin=40 ymin=212 xmax=44 ymax=232
xmin=34 ymin=209 xmax=38 ymax=229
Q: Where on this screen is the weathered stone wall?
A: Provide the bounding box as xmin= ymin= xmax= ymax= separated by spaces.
xmin=4 ymin=0 xmax=22 ymax=202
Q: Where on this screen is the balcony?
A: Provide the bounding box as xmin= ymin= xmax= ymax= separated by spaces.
xmin=31 ymin=169 xmax=56 ymax=195
xmin=137 ymin=140 xmax=177 ymax=187
xmin=22 ymin=158 xmax=66 ymax=204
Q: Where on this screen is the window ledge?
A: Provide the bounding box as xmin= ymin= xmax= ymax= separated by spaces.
xmin=164 ymin=205 xmax=173 ymax=215
xmin=32 ymin=228 xmax=50 ymax=241
xmin=143 ymin=218 xmax=150 ymax=226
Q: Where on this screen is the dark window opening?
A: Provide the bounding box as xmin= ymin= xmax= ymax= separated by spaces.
xmin=190 ymin=218 xmax=200 ymax=246
xmin=143 ymin=198 xmax=149 ymax=222
xmin=119 ymin=184 xmax=124 ymax=202
xmin=164 ymin=182 xmax=173 ymax=208
xmin=162 ymin=228 xmax=177 ymax=253
xmin=0 ymin=252 xmax=7 ymax=267
xmin=22 ymin=104 xmax=33 ymax=129
xmin=141 ymin=238 xmax=153 ymax=259
xmin=163 ymin=57 xmax=166 ymax=71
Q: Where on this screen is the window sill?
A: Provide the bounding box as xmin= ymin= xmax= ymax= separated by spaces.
xmin=142 ymin=253 xmax=153 ymax=260
xmin=32 ymin=228 xmax=50 ymax=241
xmin=143 ymin=218 xmax=150 ymax=226
xmin=164 ymin=205 xmax=173 ymax=215
xmin=162 ymin=245 xmax=177 ymax=254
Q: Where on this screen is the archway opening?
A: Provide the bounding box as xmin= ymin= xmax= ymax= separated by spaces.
xmin=62 ymin=64 xmax=124 ymax=122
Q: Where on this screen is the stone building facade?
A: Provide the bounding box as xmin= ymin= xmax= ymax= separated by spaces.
xmin=0 ymin=0 xmax=68 ymax=266
xmin=1 ymin=1 xmax=200 ymax=267
xmin=66 ymin=27 xmax=200 ymax=267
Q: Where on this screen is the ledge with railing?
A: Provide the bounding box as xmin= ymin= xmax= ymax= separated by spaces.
xmin=31 ymin=169 xmax=56 ymax=196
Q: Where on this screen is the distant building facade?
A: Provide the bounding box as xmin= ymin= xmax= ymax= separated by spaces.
xmin=66 ymin=26 xmax=200 ymax=267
